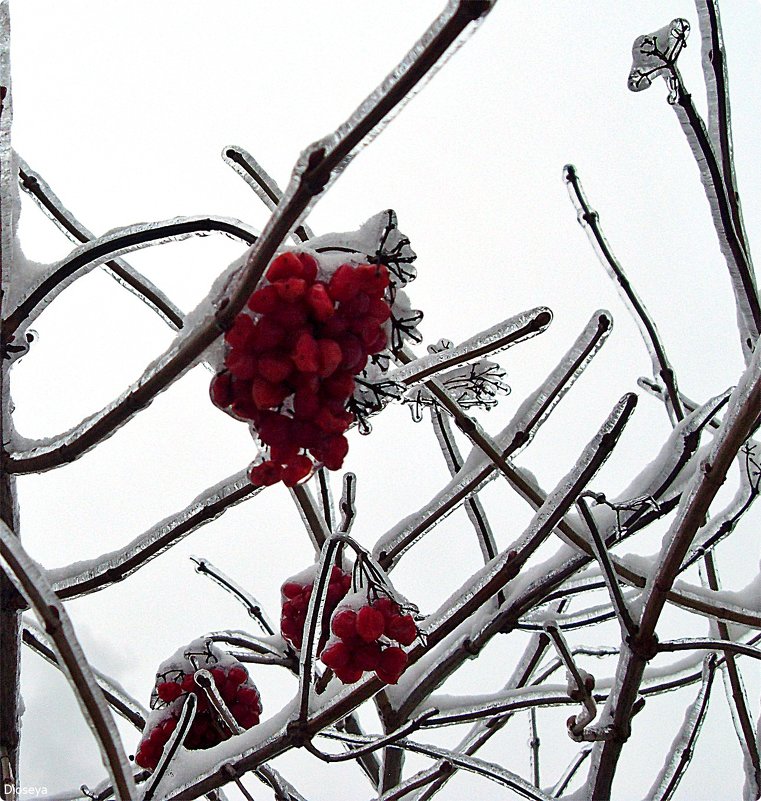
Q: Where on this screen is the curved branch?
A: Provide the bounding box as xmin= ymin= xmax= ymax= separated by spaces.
xmin=0 ymin=525 xmax=136 ymax=800
xmin=5 ymin=215 xmax=258 ymax=339
xmin=17 ymin=157 xmax=185 ymax=330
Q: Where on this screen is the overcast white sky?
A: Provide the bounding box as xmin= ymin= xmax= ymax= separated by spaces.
xmin=5 ymin=2 xmax=761 ymax=799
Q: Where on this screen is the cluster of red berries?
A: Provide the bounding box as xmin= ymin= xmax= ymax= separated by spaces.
xmin=210 ymin=251 xmax=392 ymax=486
xmin=280 ymin=565 xmax=352 ymax=651
xmin=135 ymin=663 xmax=261 ymax=770
xmin=320 ymin=596 xmax=417 ymax=685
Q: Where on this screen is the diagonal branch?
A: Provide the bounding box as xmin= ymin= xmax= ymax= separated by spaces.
xmin=589 ymin=342 xmax=761 ymax=800
xmin=0 ymin=524 xmax=136 ymax=800
xmin=564 ymin=164 xmax=683 ymax=421
xmin=17 ymin=157 xmax=184 ymax=330
xmin=49 ymin=470 xmax=261 ymax=600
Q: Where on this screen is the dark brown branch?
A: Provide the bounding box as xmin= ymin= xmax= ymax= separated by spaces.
xmin=564 ymin=164 xmax=684 ymax=421
xmin=17 ymin=159 xmax=184 ymax=330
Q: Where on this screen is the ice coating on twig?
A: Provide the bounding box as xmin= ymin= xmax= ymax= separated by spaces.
xmin=0 ymin=524 xmax=137 ymax=800
xmin=645 ymin=657 xmax=716 ymax=801
xmin=374 ymin=311 xmax=609 ymax=563
xmin=17 ymin=155 xmax=185 ymax=331
xmin=48 ymin=470 xmax=260 ymax=599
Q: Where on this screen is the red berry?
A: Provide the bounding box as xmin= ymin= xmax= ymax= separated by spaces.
xmin=225 ymin=348 xmax=256 ymax=380
xmin=253 ymin=317 xmax=286 ymax=352
xmin=271 ymin=299 xmax=309 ymax=328
xmin=334 ymin=664 xmax=364 ymax=684
xmin=282 ymin=455 xmax=314 ymax=487
xmin=267 ymin=252 xmax=306 ymax=282
xmin=156 ymin=681 xmax=183 ymax=703
xmin=376 ymin=647 xmax=408 ymax=684
xmin=251 ymin=378 xmax=288 ymax=410
xmin=368 ymin=296 xmax=392 ymax=322
xmin=331 ymin=609 xmax=358 ymax=640
xmin=247 ymin=284 xmax=280 ymax=314
xmin=387 ymin=614 xmax=417 ymax=646
xmin=227 ymin=666 xmax=248 ymax=686
xmin=328 ymin=264 xmax=363 ymax=302
xmin=322 ymin=371 xmax=355 ymax=400
xmin=236 ymin=686 xmax=262 ymax=712
xmin=224 ymin=313 xmax=256 ymax=350
xmin=257 ymin=352 xmax=293 ymax=384
xmin=291 ymin=331 xmax=320 ymax=373
xmin=356 ymin=606 xmax=385 ymax=643
xmin=373 ymin=598 xmax=397 ymax=620
xmin=354 ymin=641 xmax=382 ymax=671
xmin=293 ymin=388 xmax=321 ymax=420
xmin=321 ymin=641 xmax=352 ymax=672
xmin=282 ymin=581 xmax=304 ymax=599
xmin=180 ymin=674 xmax=196 ymax=692
xmin=320 ymin=434 xmax=349 ymax=471
xmin=337 ymin=334 xmax=366 ymax=373
xmin=307 ymin=282 xmax=335 ymax=321
xmin=209 ymin=371 xmax=234 ymax=409
xmin=274 ymin=277 xmax=307 ymax=302
xmin=249 ymin=460 xmax=283 ymax=486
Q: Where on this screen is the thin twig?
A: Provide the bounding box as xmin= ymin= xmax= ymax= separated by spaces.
xmin=576 ymin=496 xmax=638 ymax=639
xmin=564 ymin=164 xmax=683 ymax=421
xmin=17 ymin=158 xmax=184 ymax=329
xmin=191 ymin=557 xmax=274 ymax=635
xmin=221 ymin=145 xmax=312 ymax=243
xmin=702 ymin=553 xmax=761 ymax=794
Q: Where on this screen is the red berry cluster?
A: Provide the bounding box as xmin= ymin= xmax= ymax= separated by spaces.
xmin=280 ymin=565 xmax=352 ymax=651
xmin=320 ymin=596 xmax=417 ymax=685
xmin=135 ymin=663 xmax=261 ymax=770
xmin=210 ymin=251 xmax=391 ymax=486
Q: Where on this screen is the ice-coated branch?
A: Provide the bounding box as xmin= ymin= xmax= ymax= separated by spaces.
xmin=306 ymin=711 xmax=437 ymax=764
xmin=576 ymin=496 xmax=638 ymax=638
xmin=338 ymin=472 xmax=357 ymax=535
xmin=3 ymin=214 xmax=258 ymax=342
xmin=694 ymin=0 xmax=751 ymax=257
xmin=410 ymin=626 xmax=558 ymax=801
xmin=291 ymin=483 xmax=331 ymax=551
xmin=390 ymin=395 xmax=637 ymax=721
xmin=191 ymin=556 xmax=275 ymax=635
xmin=17 ymin=157 xmax=184 ymax=330
xmin=388 ymin=307 xmax=551 ymax=388
xmin=549 ymin=746 xmax=592 ymax=797
xmin=668 ymin=65 xmax=760 ymax=360
xmin=430 ymin=405 xmax=498 ymax=563
xmin=0 ymin=524 xmax=137 ymax=800
xmin=564 ymin=163 xmax=683 ymax=421
xmin=337 ymin=732 xmax=556 ymax=801
xmin=376 ymin=311 xmax=612 ymax=566
xmin=658 ymin=637 xmax=761 ymax=662
xmin=0 ymin=0 xmax=21 ymax=786
xmin=141 ymin=693 xmax=197 ymax=801
xmin=702 ymin=553 xmax=761 ymax=797
xmin=221 ymin=145 xmax=312 ymax=244
xmin=589 ymin=344 xmax=761 ymax=800
xmin=49 ymin=470 xmax=261 ymax=600
xmin=645 ymin=657 xmax=717 ymax=801
xmin=21 ymin=622 xmax=148 ymax=731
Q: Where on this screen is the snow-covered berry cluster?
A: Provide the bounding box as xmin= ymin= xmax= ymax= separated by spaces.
xmin=135 ymin=640 xmax=261 ymax=771
xmin=210 ymin=251 xmax=392 ymax=486
xmin=320 ymin=594 xmax=418 ymax=685
xmin=280 ymin=564 xmax=352 ymax=651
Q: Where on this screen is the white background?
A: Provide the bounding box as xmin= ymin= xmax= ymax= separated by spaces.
xmin=6 ymin=2 xmax=761 ymax=799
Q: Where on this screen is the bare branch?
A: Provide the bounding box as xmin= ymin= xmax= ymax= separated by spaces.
xmin=49 ymin=470 xmax=261 ymax=600
xmin=17 ymin=157 xmax=184 ymax=330
xmin=191 ymin=556 xmax=275 ymax=635
xmin=0 ymin=524 xmax=136 ymax=800
xmin=564 ymin=163 xmax=684 ymax=421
